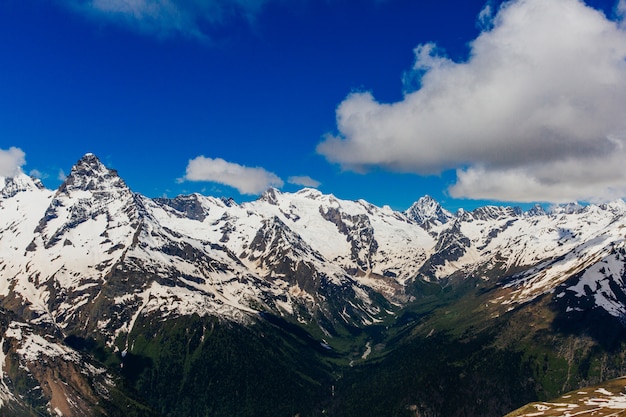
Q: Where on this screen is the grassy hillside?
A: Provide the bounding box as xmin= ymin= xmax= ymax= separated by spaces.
xmin=58 ymin=275 xmax=626 ymax=417
xmin=505 ymin=377 xmax=626 ymax=417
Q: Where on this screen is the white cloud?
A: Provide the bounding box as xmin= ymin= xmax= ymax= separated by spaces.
xmin=318 ymin=0 xmax=626 ymax=203
xmin=0 ymin=147 xmax=26 ymax=177
xmin=617 ymin=0 xmax=626 ymax=21
xmin=450 ymin=155 xmax=626 ymax=203
xmin=58 ymin=169 xmax=67 ymax=181
xmin=60 ymin=0 xmax=274 ymax=39
xmin=288 ymin=175 xmax=321 ymax=188
xmin=477 ymin=1 xmax=494 ymax=30
xmin=29 ymin=169 xmax=48 ymax=180
xmin=183 ymin=156 xmax=283 ymax=195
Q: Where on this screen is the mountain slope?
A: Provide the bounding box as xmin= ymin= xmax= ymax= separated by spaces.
xmin=504 ymin=377 xmax=626 ymax=417
xmin=3 ymin=154 xmax=626 ymax=416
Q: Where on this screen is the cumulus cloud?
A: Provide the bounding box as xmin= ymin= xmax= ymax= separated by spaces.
xmin=59 ymin=0 xmax=274 ymax=39
xmin=288 ymin=175 xmax=321 ymax=188
xmin=183 ymin=156 xmax=283 ymax=195
xmin=318 ymin=0 xmax=626 ymax=203
xmin=450 ymin=153 xmax=626 ymax=203
xmin=0 ymin=147 xmax=26 ymax=178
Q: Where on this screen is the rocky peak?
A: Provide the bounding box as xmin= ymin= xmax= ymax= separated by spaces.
xmin=59 ymin=153 xmax=127 ymax=194
xmin=72 ymin=153 xmax=108 ymax=176
xmin=526 ymin=204 xmax=547 ymax=217
xmin=259 ymin=188 xmax=281 ymax=205
xmin=220 ymin=196 xmax=237 ymax=207
xmin=405 ymin=195 xmax=454 ymax=229
xmin=601 ymin=199 xmax=626 ymax=216
xmin=1 ymin=174 xmax=45 ymax=198
xmin=32 ymin=153 xmax=137 ymax=248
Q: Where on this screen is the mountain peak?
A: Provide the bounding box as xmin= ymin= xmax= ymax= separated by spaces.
xmin=259 ymin=187 xmax=282 ymax=205
xmin=0 ymin=173 xmax=45 ymax=198
xmin=60 ymin=153 xmax=126 ymax=193
xmin=406 ymin=195 xmax=454 ymax=229
xmin=295 ymin=188 xmax=323 ymax=199
xmin=527 ymin=204 xmax=547 ymax=217
xmin=602 ymin=199 xmax=626 ymax=215
xmin=33 ymin=153 xmax=137 ymax=250
xmin=74 ymin=152 xmax=107 ymax=173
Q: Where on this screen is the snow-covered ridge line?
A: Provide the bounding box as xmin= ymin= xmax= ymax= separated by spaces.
xmin=3 ymin=153 xmax=626 ymax=347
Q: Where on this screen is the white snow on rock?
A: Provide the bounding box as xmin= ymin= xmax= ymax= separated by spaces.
xmin=4 ymin=154 xmax=626 ymax=349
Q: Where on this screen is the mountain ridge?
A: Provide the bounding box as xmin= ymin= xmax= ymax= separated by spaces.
xmin=3 ymin=154 xmax=626 ymax=416
xmin=4 ymin=153 xmax=626 ymax=333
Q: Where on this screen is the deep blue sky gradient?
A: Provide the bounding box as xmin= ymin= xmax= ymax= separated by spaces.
xmin=0 ymin=0 xmax=618 ymax=211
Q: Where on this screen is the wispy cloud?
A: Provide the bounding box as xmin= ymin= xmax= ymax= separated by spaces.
xmin=288 ymin=175 xmax=321 ymax=188
xmin=29 ymin=169 xmax=48 ymax=180
xmin=59 ymin=0 xmax=275 ymax=40
xmin=0 ymin=147 xmax=26 ymax=177
xmin=58 ymin=169 xmax=67 ymax=181
xmin=476 ymin=1 xmax=494 ymax=30
xmin=318 ymin=0 xmax=626 ymax=203
xmin=182 ymin=156 xmax=283 ymax=195
xmin=617 ymin=0 xmax=626 ymax=27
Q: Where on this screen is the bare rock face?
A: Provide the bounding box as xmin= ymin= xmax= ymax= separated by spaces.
xmin=154 ymin=194 xmax=208 ymax=222
xmin=0 ymin=310 xmax=113 ymax=416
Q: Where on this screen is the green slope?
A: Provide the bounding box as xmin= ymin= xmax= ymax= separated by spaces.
xmin=55 ymin=274 xmax=626 ymax=417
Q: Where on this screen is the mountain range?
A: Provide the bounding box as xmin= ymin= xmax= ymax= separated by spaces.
xmin=2 ymin=154 xmax=626 ymax=416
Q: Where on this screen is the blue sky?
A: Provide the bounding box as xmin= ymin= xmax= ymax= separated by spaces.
xmin=1 ymin=0 xmax=625 ymax=212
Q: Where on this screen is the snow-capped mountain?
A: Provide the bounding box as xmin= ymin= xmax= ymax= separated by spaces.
xmin=0 ymin=311 xmax=114 ymax=416
xmin=405 ymin=195 xmax=454 ymax=230
xmin=1 ymin=155 xmax=429 ymax=347
xmin=4 ymin=154 xmax=626 ymax=335
xmin=4 ymin=154 xmax=626 ymax=416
